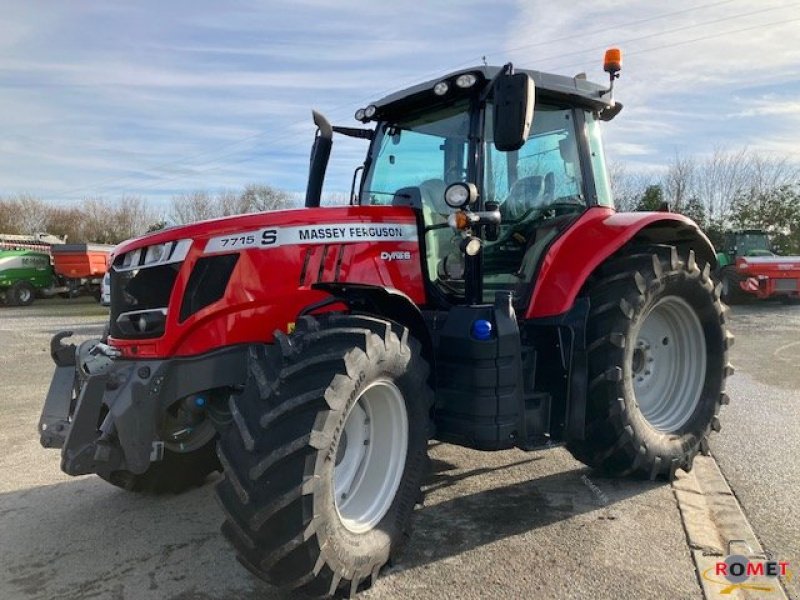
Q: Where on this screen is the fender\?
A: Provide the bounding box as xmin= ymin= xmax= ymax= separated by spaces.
xmin=525 ymin=207 xmax=717 ymax=318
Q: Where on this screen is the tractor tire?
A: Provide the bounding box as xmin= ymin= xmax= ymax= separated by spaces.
xmin=8 ymin=281 xmax=36 ymax=306
xmin=720 ymin=266 xmax=747 ymax=305
xmin=567 ymin=246 xmax=732 ymax=481
xmin=216 ymin=314 xmax=433 ymax=597
xmin=99 ymin=438 xmax=220 ymax=494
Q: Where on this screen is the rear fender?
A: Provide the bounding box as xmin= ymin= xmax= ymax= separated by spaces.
xmin=525 ymin=207 xmax=716 ymax=318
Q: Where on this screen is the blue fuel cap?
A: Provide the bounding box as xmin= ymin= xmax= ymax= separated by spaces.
xmin=471 ymin=319 xmax=493 ymax=341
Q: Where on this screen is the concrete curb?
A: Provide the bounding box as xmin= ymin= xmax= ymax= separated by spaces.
xmin=673 ymin=456 xmax=789 ymax=600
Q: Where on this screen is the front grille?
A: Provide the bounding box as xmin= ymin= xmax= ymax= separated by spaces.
xmin=109 ymin=263 xmax=179 ymax=339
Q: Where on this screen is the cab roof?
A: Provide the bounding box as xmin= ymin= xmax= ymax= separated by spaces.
xmin=370 ymin=65 xmax=621 ymax=122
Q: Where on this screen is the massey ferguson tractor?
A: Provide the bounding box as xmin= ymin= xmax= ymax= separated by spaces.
xmin=38 ymin=50 xmax=732 ymax=597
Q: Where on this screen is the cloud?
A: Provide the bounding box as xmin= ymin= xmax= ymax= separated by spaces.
xmin=0 ymin=0 xmax=797 ymax=204
xmin=730 ymin=97 xmax=800 ymax=119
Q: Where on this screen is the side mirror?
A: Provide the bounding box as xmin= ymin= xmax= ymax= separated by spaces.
xmin=493 ymin=72 xmax=535 ymax=152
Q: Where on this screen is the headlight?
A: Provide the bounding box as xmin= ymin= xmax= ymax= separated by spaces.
xmin=121 ymin=249 xmax=141 ymax=270
xmin=144 ymin=243 xmax=168 ymax=265
xmin=115 ymin=239 xmax=192 ymax=272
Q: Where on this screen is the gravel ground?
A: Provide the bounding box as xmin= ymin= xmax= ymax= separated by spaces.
xmin=1 ymin=297 xmax=776 ymax=600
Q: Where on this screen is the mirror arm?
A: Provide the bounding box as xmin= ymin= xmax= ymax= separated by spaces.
xmin=479 ymin=62 xmax=514 ymax=103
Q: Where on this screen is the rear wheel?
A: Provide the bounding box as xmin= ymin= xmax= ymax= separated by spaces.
xmin=567 ymin=246 xmax=732 ymax=480
xmin=8 ymin=281 xmax=35 ymax=306
xmin=216 ymin=314 xmax=433 ymax=597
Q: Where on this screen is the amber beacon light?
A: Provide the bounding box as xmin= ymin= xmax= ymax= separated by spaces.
xmin=604 ymin=47 xmax=622 ymax=75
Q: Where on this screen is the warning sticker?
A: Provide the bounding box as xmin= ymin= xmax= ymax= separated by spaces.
xmin=204 ymin=223 xmax=418 ymax=254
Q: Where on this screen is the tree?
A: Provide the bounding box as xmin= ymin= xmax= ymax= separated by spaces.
xmin=731 ymin=184 xmax=800 ymax=254
xmin=114 ymin=195 xmax=155 ymax=241
xmin=240 ymin=184 xmax=294 ymax=212
xmin=680 ymin=196 xmax=707 ymax=227
xmin=169 ymin=185 xmax=295 ymax=225
xmin=15 ymin=194 xmax=49 ymax=234
xmin=636 ymin=185 xmax=664 ymax=211
xmin=663 ymin=151 xmax=696 ymax=213
xmin=147 ymin=220 xmax=169 ymax=233
xmin=607 ymin=160 xmax=655 ymax=212
xmin=170 ymin=191 xmax=218 ymax=225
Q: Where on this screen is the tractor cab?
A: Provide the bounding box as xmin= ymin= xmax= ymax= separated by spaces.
xmin=308 ymin=60 xmax=622 ymax=310
xmin=722 ymin=230 xmax=774 ymax=259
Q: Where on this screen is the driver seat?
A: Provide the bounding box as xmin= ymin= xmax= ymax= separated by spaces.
xmin=503 ymin=175 xmax=543 ymax=219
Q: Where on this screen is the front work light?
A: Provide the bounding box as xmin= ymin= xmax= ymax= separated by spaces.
xmin=364 ymin=104 xmax=377 ymax=118
xmin=444 ymin=182 xmax=478 ymax=208
xmin=455 ymin=73 xmax=477 ymax=88
xmin=433 ymin=81 xmax=449 ymax=96
xmin=354 ymin=108 xmax=366 ymax=121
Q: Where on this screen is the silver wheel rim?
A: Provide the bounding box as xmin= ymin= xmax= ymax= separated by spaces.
xmin=334 ymin=380 xmax=408 ymax=534
xmin=19 ymin=288 xmax=31 ymax=303
xmin=631 ymin=296 xmax=706 ymax=433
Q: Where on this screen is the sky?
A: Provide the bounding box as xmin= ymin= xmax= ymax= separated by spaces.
xmin=1 ymin=0 xmax=799 ymax=206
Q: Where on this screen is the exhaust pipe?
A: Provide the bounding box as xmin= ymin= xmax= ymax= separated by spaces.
xmin=305 ymin=110 xmax=333 ymax=208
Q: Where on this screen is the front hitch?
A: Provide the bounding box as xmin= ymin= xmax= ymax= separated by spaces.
xmin=39 ymin=331 xmax=78 ymax=448
xmin=50 ymin=330 xmax=76 ymax=367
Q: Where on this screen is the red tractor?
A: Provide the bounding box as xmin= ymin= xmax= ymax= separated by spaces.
xmin=39 ymin=51 xmax=731 ymax=597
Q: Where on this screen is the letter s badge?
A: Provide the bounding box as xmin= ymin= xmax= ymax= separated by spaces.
xmin=261 ymin=229 xmax=278 ymax=246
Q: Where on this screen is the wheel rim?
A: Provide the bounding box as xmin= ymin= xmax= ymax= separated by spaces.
xmin=334 ymin=380 xmax=408 ymax=534
xmin=162 ymin=397 xmax=216 ymax=453
xmin=631 ymin=296 xmax=707 ymax=433
xmin=19 ymin=288 xmax=31 ymax=303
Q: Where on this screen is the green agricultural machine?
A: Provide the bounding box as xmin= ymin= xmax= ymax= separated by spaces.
xmin=0 ymin=234 xmax=112 ymax=305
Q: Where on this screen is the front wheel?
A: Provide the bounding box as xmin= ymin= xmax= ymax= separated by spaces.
xmin=567 ymin=247 xmax=733 ymax=480
xmin=8 ymin=281 xmax=36 ymax=306
xmin=216 ymin=314 xmax=433 ymax=597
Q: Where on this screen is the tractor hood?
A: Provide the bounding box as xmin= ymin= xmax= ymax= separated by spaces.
xmin=112 ymin=206 xmax=419 ymax=268
xmin=107 ymin=205 xmax=426 ymax=359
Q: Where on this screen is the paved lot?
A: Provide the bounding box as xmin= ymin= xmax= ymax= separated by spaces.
xmin=711 ymin=302 xmax=800 ymax=599
xmin=0 ymin=297 xmax=794 ymax=599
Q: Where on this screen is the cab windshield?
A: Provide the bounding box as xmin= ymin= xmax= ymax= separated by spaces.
xmin=360 ymin=101 xmax=471 ymax=210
